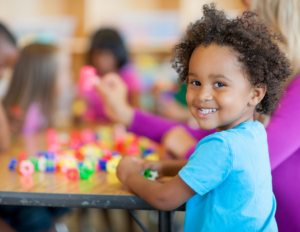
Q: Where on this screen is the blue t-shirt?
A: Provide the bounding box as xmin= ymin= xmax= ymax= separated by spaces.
xmin=179 ymin=121 xmax=277 ymax=232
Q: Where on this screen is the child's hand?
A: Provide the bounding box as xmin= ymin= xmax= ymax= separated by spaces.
xmin=117 ymin=156 xmax=144 ymax=185
xmin=94 ymin=73 xmax=134 ymax=127
xmin=162 ymin=126 xmax=197 ymax=159
xmin=142 ymin=160 xmax=164 ymax=178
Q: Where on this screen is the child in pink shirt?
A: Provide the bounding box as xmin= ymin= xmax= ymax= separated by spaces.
xmin=4 ymin=43 xmax=67 ymax=135
xmin=78 ymin=28 xmax=141 ymax=121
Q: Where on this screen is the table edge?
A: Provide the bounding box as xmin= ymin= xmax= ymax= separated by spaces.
xmin=0 ymin=191 xmax=185 ymax=211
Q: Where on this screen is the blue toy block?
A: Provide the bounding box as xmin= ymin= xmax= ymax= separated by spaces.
xmin=8 ymin=158 xmax=17 ymax=170
xmin=99 ymin=159 xmax=108 ymax=171
xmin=142 ymin=149 xmax=154 ymax=158
xmin=112 ymin=152 xmax=120 ymax=157
xmin=45 ymin=152 xmax=55 ymax=160
xmin=77 ymin=162 xmax=84 ymax=168
xmin=45 ymin=166 xmax=56 ymax=172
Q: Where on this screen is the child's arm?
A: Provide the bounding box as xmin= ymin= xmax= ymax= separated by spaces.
xmin=0 ymin=102 xmax=10 ymax=150
xmin=129 ymin=92 xmax=140 ymax=108
xmin=142 ymin=159 xmax=188 ymax=177
xmin=117 ymin=157 xmax=195 ymax=211
xmin=162 ymin=126 xmax=197 ymax=159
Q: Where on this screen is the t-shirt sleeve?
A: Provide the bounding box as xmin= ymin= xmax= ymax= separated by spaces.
xmin=179 ymin=134 xmax=233 ymax=195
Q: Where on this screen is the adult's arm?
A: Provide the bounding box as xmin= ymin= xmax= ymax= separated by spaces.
xmin=128 ymin=109 xmax=214 ymax=143
xmin=267 ymin=76 xmax=300 ymax=170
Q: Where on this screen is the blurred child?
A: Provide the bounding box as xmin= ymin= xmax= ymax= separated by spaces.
xmin=0 ymin=22 xmax=18 ymax=150
xmin=78 ymin=28 xmax=141 ymax=121
xmin=114 ymin=4 xmax=291 ymax=231
xmin=3 ymin=43 xmax=69 ymax=135
xmin=0 ymin=43 xmax=70 ymax=232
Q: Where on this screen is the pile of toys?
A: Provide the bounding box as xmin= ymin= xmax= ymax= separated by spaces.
xmin=9 ymin=125 xmax=159 ymax=181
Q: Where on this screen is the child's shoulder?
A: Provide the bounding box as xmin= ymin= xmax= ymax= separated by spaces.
xmin=220 ymin=120 xmax=265 ymax=140
xmin=198 ymin=121 xmax=266 ymax=151
xmin=196 ymin=131 xmax=231 ymax=154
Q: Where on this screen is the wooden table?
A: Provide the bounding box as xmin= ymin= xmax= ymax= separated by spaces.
xmin=0 ymin=132 xmax=185 ymax=232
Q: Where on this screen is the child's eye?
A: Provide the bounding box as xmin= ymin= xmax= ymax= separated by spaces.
xmin=214 ymin=82 xmax=226 ymax=87
xmin=190 ymin=81 xmax=201 ymax=86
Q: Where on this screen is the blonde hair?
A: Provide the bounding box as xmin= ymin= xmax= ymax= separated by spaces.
xmin=251 ymin=0 xmax=300 ymax=86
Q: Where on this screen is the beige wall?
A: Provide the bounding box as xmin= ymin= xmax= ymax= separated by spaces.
xmin=0 ymin=0 xmax=243 ymax=36
xmin=179 ymin=0 xmax=243 ymax=30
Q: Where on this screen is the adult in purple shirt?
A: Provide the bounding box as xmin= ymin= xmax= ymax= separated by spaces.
xmin=95 ymin=1 xmax=300 ymax=231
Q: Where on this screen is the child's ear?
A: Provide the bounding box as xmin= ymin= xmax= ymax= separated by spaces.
xmin=249 ymin=84 xmax=267 ymax=107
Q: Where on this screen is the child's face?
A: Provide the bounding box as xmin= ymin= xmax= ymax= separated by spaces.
xmin=91 ymin=49 xmax=118 ymax=76
xmin=186 ymin=44 xmax=260 ymax=131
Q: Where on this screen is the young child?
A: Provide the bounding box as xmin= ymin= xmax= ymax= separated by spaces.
xmin=4 ymin=43 xmax=67 ymax=135
xmin=1 ymin=43 xmax=70 ymax=232
xmin=78 ymin=28 xmax=141 ymax=121
xmin=115 ymin=4 xmax=291 ymax=231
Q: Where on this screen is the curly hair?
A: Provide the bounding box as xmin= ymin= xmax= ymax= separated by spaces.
xmin=172 ymin=3 xmax=292 ymax=114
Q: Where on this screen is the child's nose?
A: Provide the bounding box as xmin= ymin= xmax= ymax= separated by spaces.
xmin=197 ymin=87 xmax=213 ymax=102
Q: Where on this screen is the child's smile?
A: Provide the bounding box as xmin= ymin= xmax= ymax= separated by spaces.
xmin=186 ymin=44 xmax=265 ymax=132
xmin=197 ymin=108 xmax=218 ymax=117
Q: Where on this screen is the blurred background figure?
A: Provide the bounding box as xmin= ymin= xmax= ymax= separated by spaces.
xmin=77 ymin=28 xmax=141 ymax=122
xmin=251 ymin=0 xmax=300 ymax=231
xmin=4 ymin=43 xmax=73 ymax=135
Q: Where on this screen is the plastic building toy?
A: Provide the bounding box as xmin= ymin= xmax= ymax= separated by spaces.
xmin=29 ymin=157 xmax=38 ymax=171
xmin=46 ymin=160 xmax=56 ymax=172
xmin=18 ymin=152 xmax=28 ymax=163
xmin=67 ymin=168 xmax=79 ymax=180
xmin=125 ymin=143 xmax=140 ymax=156
xmin=143 ymin=169 xmax=159 ymax=181
xmin=82 ymin=159 xmax=95 ymax=174
xmin=19 ymin=160 xmax=35 ymax=176
xmin=38 ymin=157 xmax=47 ymax=172
xmin=9 ymin=125 xmax=160 ymax=182
xmin=142 ymin=148 xmax=155 ymax=158
xmin=8 ymin=158 xmax=18 ymax=170
xmin=79 ymin=166 xmax=91 ymax=179
xmin=99 ymin=159 xmax=108 ymax=171
xmin=80 ymin=129 xmax=96 ymax=143
xmin=78 ymin=66 xmax=98 ymax=92
xmin=58 ymin=133 xmax=70 ymax=145
xmin=144 ymin=154 xmax=159 ymax=161
xmin=106 ymin=157 xmax=122 ymax=174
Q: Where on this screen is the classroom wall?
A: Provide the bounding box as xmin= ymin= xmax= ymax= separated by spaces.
xmin=0 ymin=0 xmax=244 ymax=79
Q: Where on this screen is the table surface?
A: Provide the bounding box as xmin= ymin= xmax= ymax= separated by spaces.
xmin=0 ymin=131 xmax=185 ymax=211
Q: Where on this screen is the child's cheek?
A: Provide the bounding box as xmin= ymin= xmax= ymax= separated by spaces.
xmin=218 ymin=91 xmax=243 ymax=116
xmin=186 ymin=87 xmax=195 ymax=109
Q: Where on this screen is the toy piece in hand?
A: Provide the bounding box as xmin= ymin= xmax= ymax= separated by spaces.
xmin=79 ymin=66 xmax=99 ymax=92
xmin=143 ymin=169 xmax=159 ymax=181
